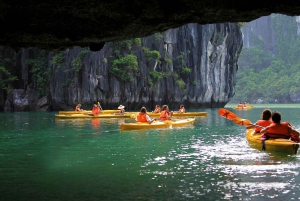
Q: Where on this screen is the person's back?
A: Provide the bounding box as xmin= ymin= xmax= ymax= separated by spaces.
xmin=254 ymin=109 xmax=272 ymax=133
xmin=136 ymin=107 xmax=156 ymax=123
xmin=261 ymin=111 xmax=300 ymax=140
xmin=238 ymin=103 xmax=243 ymax=108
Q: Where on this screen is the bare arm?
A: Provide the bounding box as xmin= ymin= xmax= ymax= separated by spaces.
xmin=288 ymin=126 xmax=300 ymax=138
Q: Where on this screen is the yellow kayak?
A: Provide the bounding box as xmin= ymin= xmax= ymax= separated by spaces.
xmin=55 ymin=113 xmax=131 ymax=119
xmin=120 ymin=118 xmax=195 ymax=130
xmin=233 ymin=106 xmax=253 ymax=110
xmin=246 ymin=128 xmax=299 ymax=154
xmin=58 ymin=110 xmax=120 ymax=114
xmin=131 ymin=112 xmax=207 ymax=117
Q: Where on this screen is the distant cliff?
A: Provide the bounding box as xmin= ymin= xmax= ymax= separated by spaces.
xmin=0 ymin=23 xmax=243 ymax=111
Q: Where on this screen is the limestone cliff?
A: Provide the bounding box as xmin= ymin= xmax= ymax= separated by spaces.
xmin=0 ymin=23 xmax=242 ymax=111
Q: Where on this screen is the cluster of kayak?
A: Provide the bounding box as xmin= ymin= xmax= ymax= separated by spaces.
xmin=232 ymin=105 xmax=253 ymax=110
xmin=219 ymin=108 xmax=299 ymax=155
xmin=56 ymin=110 xmax=207 ymax=130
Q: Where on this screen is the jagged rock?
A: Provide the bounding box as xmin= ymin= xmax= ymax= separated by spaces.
xmin=0 ymin=22 xmax=243 ymax=111
xmin=37 ymin=97 xmax=50 ymax=111
xmin=13 ymin=89 xmax=29 ymax=111
xmin=1 ymin=1 xmax=300 ymax=51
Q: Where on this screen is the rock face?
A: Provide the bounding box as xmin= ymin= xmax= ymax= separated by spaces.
xmin=0 ymin=1 xmax=299 ymax=51
xmin=1 ymin=23 xmax=243 ymax=111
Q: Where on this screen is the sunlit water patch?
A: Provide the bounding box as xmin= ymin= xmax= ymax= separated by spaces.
xmin=1 ymin=109 xmax=300 ymax=200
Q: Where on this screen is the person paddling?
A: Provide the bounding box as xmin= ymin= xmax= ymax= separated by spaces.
xmin=75 ymin=104 xmax=83 ymax=111
xmin=246 ymin=109 xmax=273 ymax=133
xmin=152 ymin=105 xmax=161 ymax=113
xmin=91 ymin=104 xmax=100 ymax=116
xmin=160 ymin=105 xmax=173 ymax=121
xmin=118 ymin=105 xmax=125 ymax=115
xmin=177 ymin=104 xmax=185 ymax=113
xmin=135 ymin=107 xmax=156 ymax=124
xmin=260 ymin=111 xmax=300 ymax=141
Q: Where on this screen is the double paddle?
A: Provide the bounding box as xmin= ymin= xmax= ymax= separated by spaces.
xmin=218 ymin=108 xmax=264 ymax=128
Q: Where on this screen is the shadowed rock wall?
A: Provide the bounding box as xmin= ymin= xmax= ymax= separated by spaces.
xmin=1 ymin=23 xmax=242 ymax=111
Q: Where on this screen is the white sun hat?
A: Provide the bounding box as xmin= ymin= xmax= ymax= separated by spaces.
xmin=118 ymin=105 xmax=125 ymax=109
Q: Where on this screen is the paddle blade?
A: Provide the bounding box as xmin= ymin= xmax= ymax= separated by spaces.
xmin=218 ymin=108 xmax=237 ymax=120
xmin=233 ymin=117 xmax=252 ymax=126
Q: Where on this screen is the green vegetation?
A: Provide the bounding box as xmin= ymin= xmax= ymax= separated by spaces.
xmin=237 ymin=22 xmax=246 ymax=27
xmin=61 ymin=78 xmax=73 ymax=88
xmin=233 ymin=14 xmax=300 ymax=103
xmin=51 ymin=52 xmax=64 ymax=68
xmin=142 ymin=47 xmax=161 ymax=62
xmin=26 ymin=50 xmax=51 ymax=98
xmin=108 ymin=39 xmax=140 ymax=82
xmin=154 ymin=33 xmax=163 ymax=41
xmin=175 ymin=79 xmax=186 ymax=92
xmin=0 ymin=66 xmax=18 ymax=93
xmin=109 ymin=54 xmax=138 ymax=82
xmin=72 ymin=49 xmax=89 ymax=72
xmin=0 ymin=51 xmax=17 ymax=93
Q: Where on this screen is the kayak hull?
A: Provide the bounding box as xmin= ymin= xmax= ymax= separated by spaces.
xmin=142 ymin=112 xmax=207 ymax=117
xmin=55 ymin=113 xmax=131 ymax=118
xmin=58 ymin=110 xmax=120 ymax=114
xmin=120 ymin=118 xmax=195 ymax=130
xmin=233 ymin=106 xmax=253 ymax=110
xmin=246 ymin=128 xmax=299 ymax=154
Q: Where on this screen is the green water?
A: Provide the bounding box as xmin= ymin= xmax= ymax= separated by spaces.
xmin=1 ymin=105 xmax=300 ymax=200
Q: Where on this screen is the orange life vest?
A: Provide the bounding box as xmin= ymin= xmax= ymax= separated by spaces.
xmin=265 ymin=122 xmax=290 ymax=139
xmin=238 ymin=104 xmax=243 ymax=107
xmin=92 ymin=107 xmax=99 ymax=115
xmin=137 ymin=113 xmax=148 ymax=122
xmin=160 ymin=111 xmax=171 ymax=120
xmin=255 ymin=120 xmax=273 ymax=133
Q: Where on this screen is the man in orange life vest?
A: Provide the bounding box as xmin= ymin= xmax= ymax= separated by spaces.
xmin=260 ymin=111 xmax=300 ymax=141
xmin=135 ymin=107 xmax=156 ymax=123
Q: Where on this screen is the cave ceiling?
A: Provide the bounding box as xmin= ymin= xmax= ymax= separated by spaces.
xmin=1 ymin=0 xmax=300 ymax=51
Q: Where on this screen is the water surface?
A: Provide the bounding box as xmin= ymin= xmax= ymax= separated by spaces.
xmin=1 ymin=105 xmax=300 ymax=200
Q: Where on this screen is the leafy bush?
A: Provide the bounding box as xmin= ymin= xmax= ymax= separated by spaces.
xmin=26 ymin=50 xmax=51 ymax=98
xmin=51 ymin=52 xmax=64 ymax=68
xmin=72 ymin=49 xmax=89 ymax=72
xmin=109 ymin=54 xmax=139 ymax=82
xmin=0 ymin=66 xmax=18 ymax=93
xmin=142 ymin=47 xmax=161 ymax=62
